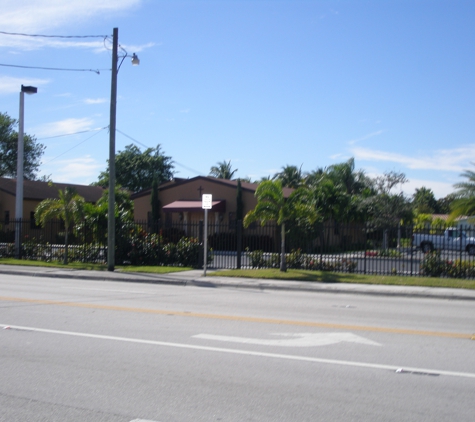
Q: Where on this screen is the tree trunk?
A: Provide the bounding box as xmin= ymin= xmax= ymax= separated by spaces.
xmin=280 ymin=223 xmax=287 ymax=272
xmin=64 ymin=229 xmax=69 ymax=265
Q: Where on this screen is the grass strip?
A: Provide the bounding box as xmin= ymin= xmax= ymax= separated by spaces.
xmin=208 ymin=269 xmax=475 ymax=290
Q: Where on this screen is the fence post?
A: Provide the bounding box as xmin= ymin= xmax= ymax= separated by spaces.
xmin=363 ymin=223 xmax=367 ymax=275
xmin=198 ymin=220 xmax=204 ymax=269
xmin=410 ymin=225 xmax=414 ymax=276
xmin=15 ymin=218 xmax=22 ymax=259
xmin=236 ymin=220 xmax=242 ymax=269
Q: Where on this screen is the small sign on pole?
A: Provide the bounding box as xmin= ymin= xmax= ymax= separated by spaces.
xmin=202 ymin=194 xmax=212 ymax=209
xmin=202 ymin=194 xmax=212 ymax=275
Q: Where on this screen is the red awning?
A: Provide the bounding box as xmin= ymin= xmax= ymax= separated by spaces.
xmin=162 ymin=200 xmax=226 ymax=213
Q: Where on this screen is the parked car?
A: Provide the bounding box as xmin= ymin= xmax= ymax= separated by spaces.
xmin=412 ymin=228 xmax=475 ymax=255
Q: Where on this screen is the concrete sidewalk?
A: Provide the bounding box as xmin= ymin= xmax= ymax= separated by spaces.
xmin=1 ymin=264 xmax=475 ymax=301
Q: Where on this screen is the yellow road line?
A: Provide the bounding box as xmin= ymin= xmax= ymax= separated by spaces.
xmin=1 ymin=295 xmax=473 ymax=340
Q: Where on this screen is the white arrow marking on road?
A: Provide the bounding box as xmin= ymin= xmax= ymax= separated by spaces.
xmin=193 ymin=333 xmax=381 ymax=347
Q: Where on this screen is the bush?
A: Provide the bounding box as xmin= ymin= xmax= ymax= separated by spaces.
xmin=419 ymin=251 xmax=475 ymax=278
xmin=420 ymin=251 xmax=447 ymax=277
xmin=247 ymin=249 xmax=267 ymax=268
xmin=176 ymin=237 xmax=203 ymax=268
xmin=286 ymin=249 xmax=304 ymax=269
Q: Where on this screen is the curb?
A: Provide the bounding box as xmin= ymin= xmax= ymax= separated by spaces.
xmin=1 ymin=266 xmax=475 ymax=301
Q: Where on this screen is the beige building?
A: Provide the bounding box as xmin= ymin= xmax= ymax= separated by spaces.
xmin=0 ymin=177 xmax=104 ymax=224
xmin=132 ymin=176 xmax=294 ymax=227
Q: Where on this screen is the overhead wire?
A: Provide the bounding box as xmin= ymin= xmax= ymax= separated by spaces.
xmin=41 ymin=127 xmax=107 ymax=165
xmin=116 ymin=128 xmax=204 ymax=176
xmin=0 ymin=31 xmax=108 ymax=38
xmin=0 ymin=30 xmax=111 ymax=73
xmin=0 ymin=63 xmax=102 ymax=74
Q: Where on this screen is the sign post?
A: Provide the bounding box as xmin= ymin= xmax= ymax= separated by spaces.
xmin=202 ymin=194 xmax=212 ymax=276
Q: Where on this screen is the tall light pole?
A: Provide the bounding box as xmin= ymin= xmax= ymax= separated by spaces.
xmin=107 ymin=28 xmax=119 ymax=271
xmin=15 ymin=84 xmax=37 ymax=259
xmin=107 ymin=28 xmax=139 ymax=271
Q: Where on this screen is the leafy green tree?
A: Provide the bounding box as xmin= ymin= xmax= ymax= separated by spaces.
xmin=81 ymin=186 xmax=134 ymax=262
xmin=306 ymin=158 xmax=371 ymax=224
xmin=273 ymin=165 xmax=304 ymax=188
xmin=243 ymin=180 xmax=317 ymax=271
xmin=436 ymin=193 xmax=456 ymax=214
xmin=450 ymin=167 xmax=475 ymax=220
xmin=35 ymin=187 xmax=85 ymax=264
xmin=412 ymin=187 xmax=438 ymax=214
xmin=0 ymin=112 xmax=45 ymax=179
xmin=95 ymin=144 xmax=174 ymax=193
xmin=209 ymin=160 xmax=237 ymax=179
xmin=359 ymin=171 xmax=412 ymax=227
xmin=326 ymin=158 xmax=369 ymax=196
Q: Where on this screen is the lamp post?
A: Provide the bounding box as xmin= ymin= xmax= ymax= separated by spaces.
xmin=15 ymin=84 xmax=37 ymax=259
xmin=107 ymin=28 xmax=139 ymax=271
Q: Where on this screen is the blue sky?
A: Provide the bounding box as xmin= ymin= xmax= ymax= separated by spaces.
xmin=0 ymin=0 xmax=474 ymax=198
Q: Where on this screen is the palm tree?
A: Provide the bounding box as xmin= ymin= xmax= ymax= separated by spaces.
xmin=209 ymin=160 xmax=238 ymax=179
xmin=273 ymin=165 xmax=304 ymax=188
xmin=35 ymin=187 xmax=85 ymax=264
xmin=450 ymin=167 xmax=475 ymax=220
xmin=243 ymin=180 xmax=317 ymax=271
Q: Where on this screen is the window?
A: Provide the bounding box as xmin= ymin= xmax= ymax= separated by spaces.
xmin=4 ymin=211 xmax=9 ymax=225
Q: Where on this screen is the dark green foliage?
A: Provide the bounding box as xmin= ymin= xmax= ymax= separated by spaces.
xmin=95 ymin=144 xmax=174 ymax=193
xmin=412 ymin=187 xmax=438 ymax=214
xmin=209 ymin=160 xmax=237 ymax=179
xmin=0 ymin=112 xmax=45 ymax=179
xmin=420 ymin=251 xmax=475 ymax=278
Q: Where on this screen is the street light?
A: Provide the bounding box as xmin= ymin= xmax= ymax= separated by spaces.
xmin=15 ymin=84 xmax=37 ymax=259
xmin=108 ymin=28 xmax=139 ymax=271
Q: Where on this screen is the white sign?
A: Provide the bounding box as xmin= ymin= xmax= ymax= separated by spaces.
xmin=193 ymin=333 xmax=381 ymax=347
xmin=202 ymin=194 xmax=212 ymax=209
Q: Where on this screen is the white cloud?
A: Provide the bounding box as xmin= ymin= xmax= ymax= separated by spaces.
xmin=0 ymin=75 xmax=50 ymax=95
xmin=0 ymin=1 xmax=153 ymax=53
xmin=41 ymin=155 xmax=103 ymax=184
xmin=84 ymin=98 xmax=108 ymax=105
xmin=351 ymin=145 xmax=475 ymax=173
xmin=0 ymin=0 xmax=142 ymax=33
xmin=402 ymin=178 xmax=455 ymax=200
xmin=347 ymin=130 xmax=384 ymax=145
xmin=36 ymin=117 xmax=94 ymax=137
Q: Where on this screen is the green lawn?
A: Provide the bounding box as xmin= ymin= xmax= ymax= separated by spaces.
xmin=0 ymin=258 xmax=192 ymax=274
xmin=208 ymin=268 xmax=475 ymax=290
xmin=1 ymin=258 xmax=474 ymax=289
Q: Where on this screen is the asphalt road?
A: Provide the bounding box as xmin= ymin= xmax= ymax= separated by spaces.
xmin=1 ymin=273 xmax=474 ymax=421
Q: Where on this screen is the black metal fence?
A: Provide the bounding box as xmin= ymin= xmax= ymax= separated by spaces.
xmin=2 ymin=218 xmax=475 ymax=278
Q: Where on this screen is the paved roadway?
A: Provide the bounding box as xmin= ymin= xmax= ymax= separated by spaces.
xmin=1 ymin=269 xmax=475 ymax=421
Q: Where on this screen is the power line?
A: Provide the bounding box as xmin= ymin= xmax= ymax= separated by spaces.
xmin=38 ymin=127 xmax=108 ymax=140
xmin=41 ymin=127 xmax=107 ymax=165
xmin=115 ymin=128 xmax=204 ymax=176
xmin=0 ymin=63 xmax=102 ymax=74
xmin=0 ymin=31 xmax=108 ymax=39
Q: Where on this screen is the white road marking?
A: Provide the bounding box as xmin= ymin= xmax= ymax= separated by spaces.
xmin=130 ymin=419 xmax=161 ymax=422
xmin=60 ymin=286 xmax=154 ymax=294
xmin=2 ymin=323 xmax=474 ymax=379
xmin=193 ymin=332 xmax=381 ymax=347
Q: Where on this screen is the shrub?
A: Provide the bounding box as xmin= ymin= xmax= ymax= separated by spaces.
xmin=420 ymin=251 xmax=447 ymax=277
xmin=286 ymin=249 xmax=304 ymax=269
xmin=176 ymin=237 xmax=203 ymax=267
xmin=247 ymin=249 xmax=267 ymax=268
